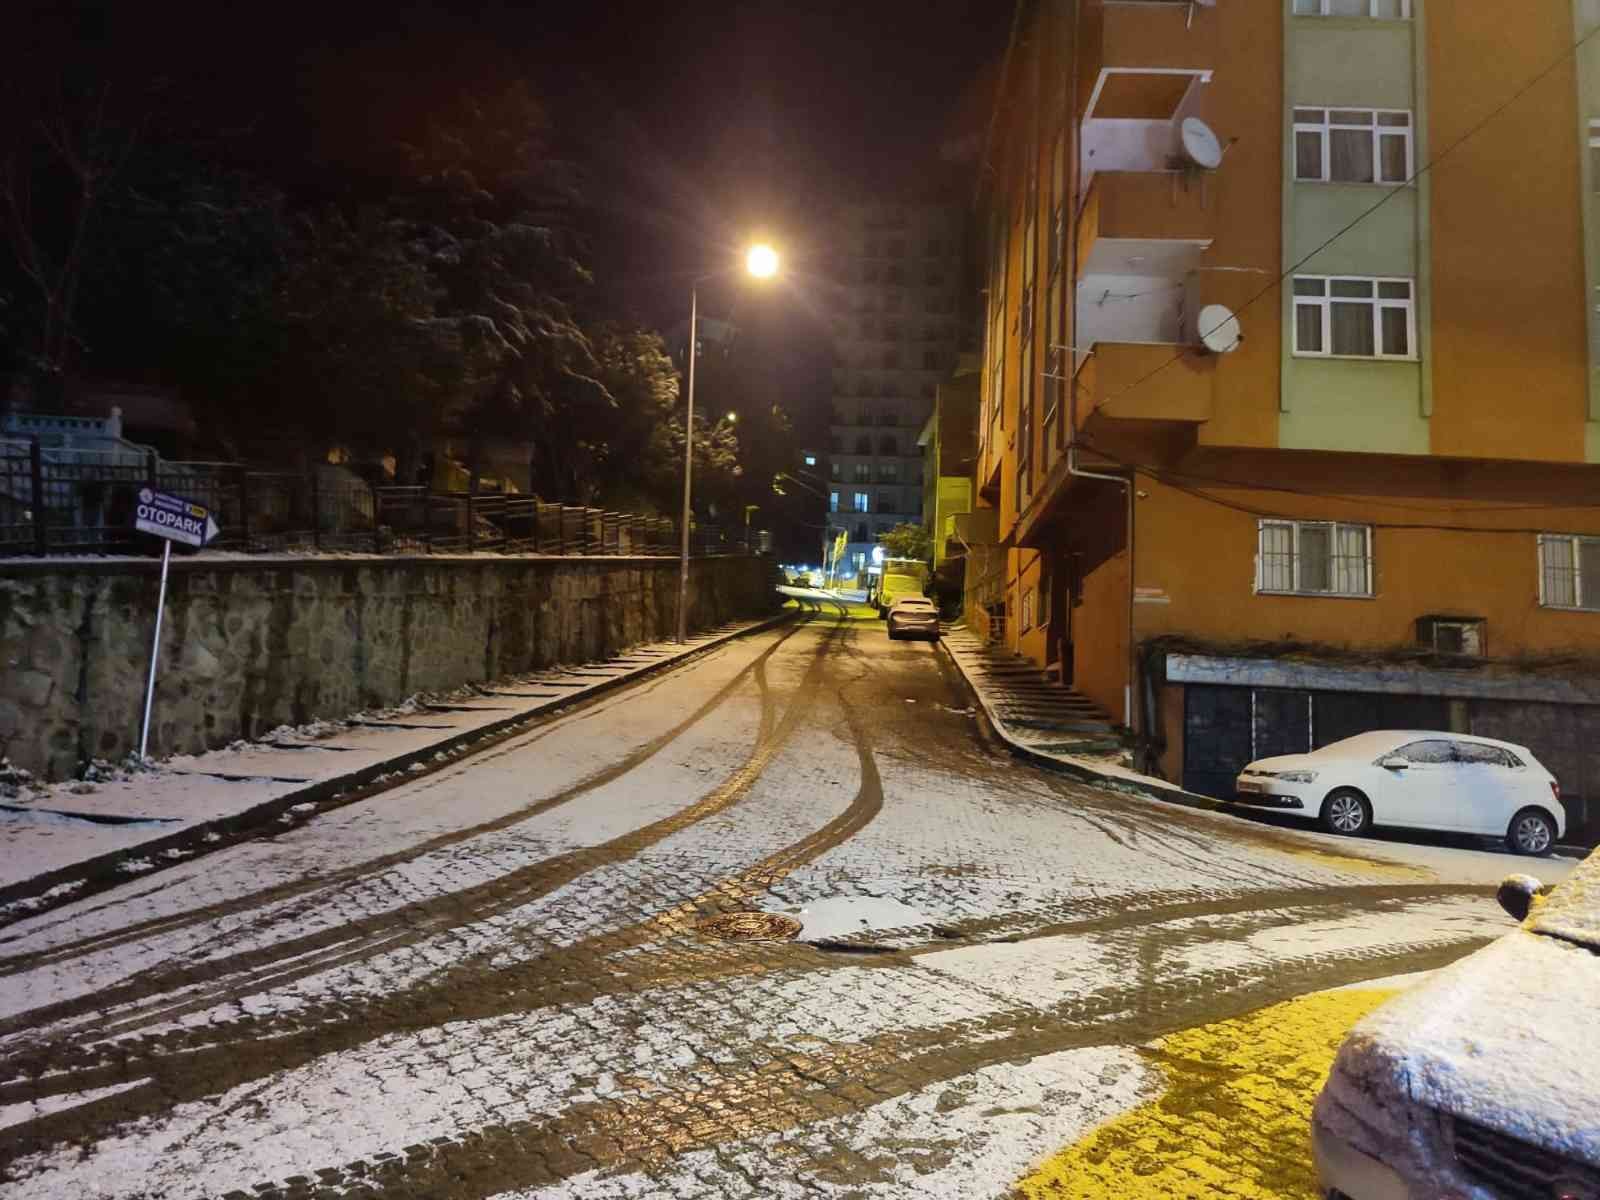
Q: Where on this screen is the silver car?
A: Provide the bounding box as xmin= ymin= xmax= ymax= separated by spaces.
xmin=886 ymin=596 xmax=939 ymax=641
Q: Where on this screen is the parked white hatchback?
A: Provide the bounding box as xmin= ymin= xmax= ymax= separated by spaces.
xmin=1233 ymin=730 xmax=1564 ymax=855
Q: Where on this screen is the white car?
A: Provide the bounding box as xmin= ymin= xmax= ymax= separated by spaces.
xmin=1233 ymin=730 xmax=1564 ymax=855
xmin=1313 ymin=852 xmax=1599 ymax=1199
xmin=885 ymin=596 xmax=940 ymax=641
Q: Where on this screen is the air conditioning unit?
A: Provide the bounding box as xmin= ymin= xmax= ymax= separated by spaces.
xmin=1416 ymin=616 xmax=1486 ymax=657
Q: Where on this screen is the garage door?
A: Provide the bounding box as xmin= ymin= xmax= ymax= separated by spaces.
xmin=1182 ymin=686 xmax=1448 ymax=801
xmin=1469 ymin=700 xmax=1600 ymax=843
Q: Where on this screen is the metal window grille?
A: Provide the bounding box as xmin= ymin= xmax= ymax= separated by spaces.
xmin=1539 ymin=533 xmax=1600 ymax=610
xmin=1257 ymin=519 xmax=1373 ymax=596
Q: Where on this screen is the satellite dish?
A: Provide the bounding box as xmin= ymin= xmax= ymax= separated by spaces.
xmin=1198 ymin=304 xmax=1242 ymax=354
xmin=1180 ymin=118 xmax=1224 ymax=170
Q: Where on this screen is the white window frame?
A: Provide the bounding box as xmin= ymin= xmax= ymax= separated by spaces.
xmin=1255 ymin=519 xmax=1375 ymax=598
xmin=852 ymin=492 xmax=870 ymax=513
xmin=1293 ymin=107 xmax=1413 ymax=185
xmin=1538 ymin=533 xmax=1600 ymax=611
xmin=1292 ymin=275 xmax=1417 ymax=360
xmin=1291 ymin=0 xmax=1412 ymax=17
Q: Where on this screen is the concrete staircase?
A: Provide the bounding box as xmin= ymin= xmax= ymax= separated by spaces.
xmin=942 ymin=625 xmax=1124 ymax=754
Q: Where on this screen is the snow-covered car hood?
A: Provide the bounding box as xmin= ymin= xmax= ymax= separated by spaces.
xmin=1329 ymin=928 xmax=1600 ymax=1169
xmin=1240 ymin=754 xmax=1315 ymax=773
xmin=1531 ymin=848 xmax=1600 ymax=949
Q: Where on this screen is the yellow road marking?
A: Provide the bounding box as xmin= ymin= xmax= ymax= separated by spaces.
xmin=1015 ymin=987 xmax=1399 ymax=1199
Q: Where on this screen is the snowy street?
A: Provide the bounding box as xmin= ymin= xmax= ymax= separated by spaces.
xmin=0 ymin=612 xmax=1574 ymax=1199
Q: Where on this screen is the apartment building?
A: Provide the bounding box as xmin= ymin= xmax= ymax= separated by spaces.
xmin=825 ymin=201 xmax=964 ymax=581
xmin=972 ymin=0 xmax=1600 ymax=839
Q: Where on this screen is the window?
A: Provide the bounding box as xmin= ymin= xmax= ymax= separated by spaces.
xmin=855 ymin=435 xmax=872 ymax=454
xmin=1293 ymin=0 xmax=1410 ymax=15
xmin=1396 ymin=739 xmax=1453 ymax=764
xmin=879 ymin=435 xmax=898 ymax=455
xmin=852 ymin=492 xmax=870 ymax=513
xmin=1293 ymin=276 xmax=1415 ymax=359
xmin=853 ymin=527 xmax=868 ymax=546
xmin=1538 ymin=534 xmax=1600 ymax=610
xmin=803 ymin=454 xmax=816 ymax=467
xmin=1021 ymin=588 xmax=1036 ymax=632
xmin=1294 ymin=108 xmax=1412 ymax=184
xmin=926 ymin=238 xmax=942 ymax=256
xmin=922 ymin=351 xmax=941 ymax=370
xmin=830 ymin=462 xmax=841 ymax=480
xmin=878 ymin=491 xmax=896 ymax=513
xmin=878 ymin=463 xmax=899 ymax=482
xmin=829 ymin=491 xmax=840 ymax=512
xmin=1256 ymin=520 xmax=1373 ymax=596
xmin=1590 ymin=119 xmax=1600 ymax=191
xmin=1455 ymin=742 xmax=1519 ymax=768
xmin=853 ymin=463 xmax=871 ymax=482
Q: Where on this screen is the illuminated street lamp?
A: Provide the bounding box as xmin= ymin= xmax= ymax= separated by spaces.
xmin=677 ymin=245 xmax=780 ymax=643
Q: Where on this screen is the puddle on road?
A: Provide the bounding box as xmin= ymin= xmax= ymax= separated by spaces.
xmin=697 ymin=912 xmax=803 ymax=941
xmin=764 ymin=895 xmax=929 ymax=942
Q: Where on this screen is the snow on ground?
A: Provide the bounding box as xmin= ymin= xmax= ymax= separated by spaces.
xmin=513 ymin=1046 xmax=1159 ymax=1200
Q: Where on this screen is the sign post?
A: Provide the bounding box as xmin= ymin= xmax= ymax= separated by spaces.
xmin=135 ymin=488 xmax=220 ymax=760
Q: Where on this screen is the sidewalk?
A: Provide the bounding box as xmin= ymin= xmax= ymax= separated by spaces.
xmin=0 ymin=612 xmax=793 ymax=919
xmin=939 ymin=623 xmax=1591 ymax=861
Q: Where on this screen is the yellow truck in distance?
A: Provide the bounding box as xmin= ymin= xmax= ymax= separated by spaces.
xmin=875 ymin=558 xmax=928 ymax=618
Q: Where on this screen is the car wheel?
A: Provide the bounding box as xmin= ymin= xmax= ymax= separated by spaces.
xmin=1319 ymin=789 xmax=1371 ymax=837
xmin=1507 ymin=808 xmax=1556 ymax=857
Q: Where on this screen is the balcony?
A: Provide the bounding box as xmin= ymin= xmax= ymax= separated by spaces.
xmin=1076 ymin=171 xmax=1215 ymax=276
xmin=1080 ymin=1 xmax=1217 ymax=120
xmin=1073 ymin=342 xmax=1214 ymax=426
xmin=948 ymin=508 xmax=999 ymax=546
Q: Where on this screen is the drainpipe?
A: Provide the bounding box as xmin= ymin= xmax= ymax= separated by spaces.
xmin=1066 ymin=447 xmax=1135 ymax=729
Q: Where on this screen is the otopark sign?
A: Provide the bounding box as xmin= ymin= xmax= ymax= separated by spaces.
xmin=132 ymin=487 xmax=221 ymax=760
xmin=135 ymin=488 xmax=220 ymax=548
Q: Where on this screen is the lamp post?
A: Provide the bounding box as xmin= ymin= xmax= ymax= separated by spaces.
xmin=677 ymin=244 xmax=779 ymax=643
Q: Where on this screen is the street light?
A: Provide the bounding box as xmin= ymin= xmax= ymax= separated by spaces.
xmin=678 ymin=245 xmax=780 ymax=643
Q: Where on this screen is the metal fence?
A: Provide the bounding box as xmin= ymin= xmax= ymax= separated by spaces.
xmin=1 ymin=440 xmax=749 ymax=559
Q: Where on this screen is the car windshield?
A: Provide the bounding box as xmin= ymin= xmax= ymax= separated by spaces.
xmin=1529 ymin=850 xmax=1600 ymax=951
xmin=1307 ymin=732 xmax=1410 ymax=759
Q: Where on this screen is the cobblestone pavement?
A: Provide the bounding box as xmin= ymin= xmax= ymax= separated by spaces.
xmin=0 ymin=612 xmax=1573 ymax=1198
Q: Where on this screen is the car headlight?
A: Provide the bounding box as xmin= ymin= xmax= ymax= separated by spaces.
xmin=1279 ymin=770 xmax=1318 ymax=783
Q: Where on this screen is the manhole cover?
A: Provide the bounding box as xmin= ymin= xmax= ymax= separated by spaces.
xmin=696 ymin=912 xmax=803 ymax=941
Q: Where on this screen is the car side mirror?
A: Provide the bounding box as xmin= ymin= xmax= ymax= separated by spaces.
xmin=1378 ymin=755 xmax=1409 ymax=770
xmin=1496 ymin=874 xmax=1545 ymax=921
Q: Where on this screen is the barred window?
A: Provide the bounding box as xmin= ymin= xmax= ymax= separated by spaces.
xmin=1538 ymin=534 xmax=1600 ymax=610
xmin=1257 ymin=520 xmax=1373 ymax=597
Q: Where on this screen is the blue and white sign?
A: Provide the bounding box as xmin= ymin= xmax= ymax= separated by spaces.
xmin=135 ymin=488 xmax=220 ymax=548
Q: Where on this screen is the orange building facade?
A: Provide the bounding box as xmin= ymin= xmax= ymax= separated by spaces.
xmin=970 ymin=0 xmax=1600 ymax=835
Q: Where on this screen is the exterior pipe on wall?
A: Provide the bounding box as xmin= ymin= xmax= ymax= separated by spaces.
xmin=1065 ymin=446 xmax=1134 ymax=728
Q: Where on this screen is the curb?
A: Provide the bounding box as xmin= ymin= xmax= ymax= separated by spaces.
xmin=938 ymin=636 xmax=1591 ymax=863
xmin=0 ymin=608 xmax=799 ymax=923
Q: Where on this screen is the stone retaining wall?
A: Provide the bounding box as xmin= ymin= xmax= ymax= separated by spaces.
xmin=0 ymin=554 xmax=775 ymax=779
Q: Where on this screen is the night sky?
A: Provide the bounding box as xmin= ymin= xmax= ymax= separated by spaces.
xmin=11 ymin=0 xmax=1009 ymax=509
xmin=15 ymin=1 xmax=1009 ymax=315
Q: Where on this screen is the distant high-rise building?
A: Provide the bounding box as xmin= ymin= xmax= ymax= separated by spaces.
xmin=824 ymin=201 xmax=964 ymax=582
